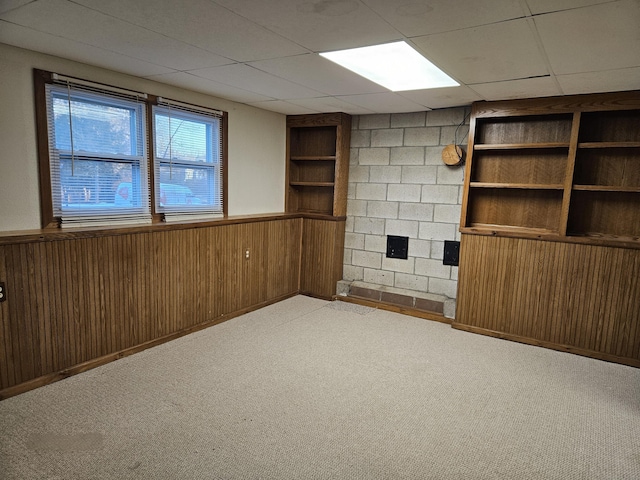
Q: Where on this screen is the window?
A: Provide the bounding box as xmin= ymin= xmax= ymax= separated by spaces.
xmin=34 ymin=69 xmax=227 ymax=228
xmin=153 ymin=99 xmax=224 ymax=220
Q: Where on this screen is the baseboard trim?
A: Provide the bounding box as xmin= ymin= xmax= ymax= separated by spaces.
xmin=338 ymin=295 xmax=451 ymax=324
xmin=451 ymin=322 xmax=640 ymax=369
xmin=0 ymin=291 xmax=298 ymax=401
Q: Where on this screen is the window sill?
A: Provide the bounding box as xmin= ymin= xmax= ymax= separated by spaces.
xmin=0 ymin=213 xmax=297 ymax=245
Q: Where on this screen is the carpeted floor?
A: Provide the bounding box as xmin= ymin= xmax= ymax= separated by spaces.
xmin=1 ymin=295 xmax=639 ymax=479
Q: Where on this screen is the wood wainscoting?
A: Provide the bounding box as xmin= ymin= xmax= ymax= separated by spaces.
xmin=299 ymin=217 xmax=345 ymax=299
xmin=454 ymin=234 xmax=640 ymax=367
xmin=0 ymin=215 xmax=315 ymax=398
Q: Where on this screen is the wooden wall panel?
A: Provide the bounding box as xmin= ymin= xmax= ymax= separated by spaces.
xmin=0 ymin=217 xmax=302 ymax=396
xmin=455 ymin=234 xmax=640 ymax=366
xmin=299 ymin=218 xmax=345 ymax=299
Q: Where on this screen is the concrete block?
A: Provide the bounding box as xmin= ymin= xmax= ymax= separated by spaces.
xmin=401 ymin=166 xmax=437 ymax=184
xmin=344 ymin=232 xmax=365 ymax=249
xmin=336 ymin=280 xmax=351 ymax=296
xmin=421 ymin=185 xmax=459 ymax=204
xmin=427 ymin=108 xmax=466 ymax=126
xmin=429 ymin=278 xmax=458 ymax=298
xmin=359 ymin=114 xmax=391 ymax=129
xmin=349 ymin=165 xmax=370 ymax=183
xmin=342 ymin=265 xmax=363 ymax=282
xmin=391 ymin=111 xmax=426 ymax=127
xmin=398 ymin=203 xmax=434 ymax=222
xmin=404 ymin=127 xmax=441 ymax=146
xmin=431 ymin=240 xmax=444 ymax=260
xmin=351 ymin=129 xmax=371 ymax=148
xmin=440 ymin=125 xmax=469 ymax=146
xmin=371 ymin=129 xmax=404 ymax=147
xmin=415 ymin=258 xmax=451 ymax=279
xmin=394 ymin=273 xmax=430 ymax=292
xmin=345 ymin=216 xmax=354 ymax=232
xmin=367 ymin=201 xmax=399 ymax=219
xmin=450 ymin=266 xmax=459 ymax=281
xmin=382 ymin=256 xmax=415 ymax=274
xmin=390 ymin=146 xmax=425 ymax=165
xmin=443 ymin=298 xmax=456 ymax=319
xmin=350 ymin=147 xmax=359 ymax=166
xmin=425 ymin=146 xmax=444 ymax=165
xmin=347 ymin=199 xmax=367 ymax=216
xmin=359 ymin=148 xmax=390 ymax=165
xmin=437 ymin=165 xmax=464 ymax=185
xmin=364 ymin=268 xmax=395 ymax=287
xmin=354 ymin=217 xmax=386 ymax=235
xmin=433 ymin=204 xmax=462 ymax=223
xmin=356 ymin=183 xmax=387 ymax=201
xmin=408 ymin=238 xmax=432 ymax=258
xmin=387 ymin=184 xmax=421 ymax=202
xmin=343 ymin=248 xmax=352 ymax=265
xmin=347 ymin=182 xmax=356 ymax=199
xmin=418 ymin=222 xmax=456 ymax=241
xmin=385 ymin=219 xmax=419 ymax=238
xmin=364 ymin=234 xmax=387 ymax=253
xmin=369 ymin=166 xmax=402 ymax=184
xmin=352 ymin=250 xmax=383 ymax=269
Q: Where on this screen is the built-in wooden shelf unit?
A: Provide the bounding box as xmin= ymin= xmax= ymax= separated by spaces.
xmin=286 ymin=113 xmax=351 ymax=217
xmin=456 ymin=91 xmax=640 ymax=368
xmin=286 ymin=113 xmax=351 ymax=300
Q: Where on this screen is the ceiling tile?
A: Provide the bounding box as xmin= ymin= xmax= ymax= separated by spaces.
xmin=1 ymin=0 xmax=232 ymax=71
xmin=335 ymin=92 xmax=428 ymax=113
xmin=534 ymin=0 xmax=640 ymax=75
xmin=188 ymin=64 xmax=325 ymax=100
xmin=470 ymin=76 xmax=562 ymax=100
xmin=213 ymin=0 xmax=401 ymax=51
xmin=557 ymin=67 xmax=640 ymax=95
xmin=362 ymin=0 xmax=526 ymax=36
xmin=145 ymin=71 xmax=273 ymax=104
xmin=74 ymin=0 xmax=308 ymax=61
xmin=412 ymin=18 xmax=549 ymax=84
xmin=287 ymin=96 xmax=375 ymax=114
xmin=525 ymin=0 xmax=615 ymax=14
xmin=0 ymin=20 xmax=174 ymax=77
xmin=0 ymin=0 xmax=32 ymax=15
xmin=246 ymin=100 xmax=317 ymax=115
xmin=248 ymin=54 xmax=387 ymax=96
xmin=399 ymin=85 xmax=483 ymax=109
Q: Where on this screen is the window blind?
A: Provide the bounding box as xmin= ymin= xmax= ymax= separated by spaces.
xmin=153 ymin=98 xmax=224 ymax=221
xmin=45 ymin=77 xmax=151 ymax=228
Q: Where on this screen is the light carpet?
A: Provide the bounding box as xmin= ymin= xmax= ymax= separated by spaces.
xmin=1 ymin=295 xmax=639 ymax=479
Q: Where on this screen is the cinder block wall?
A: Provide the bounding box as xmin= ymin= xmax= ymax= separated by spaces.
xmin=341 ymin=108 xmax=470 ymax=318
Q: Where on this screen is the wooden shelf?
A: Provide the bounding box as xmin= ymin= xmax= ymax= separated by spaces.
xmin=573 ymin=185 xmax=640 ymax=192
xmin=290 ymin=181 xmax=334 ymax=187
xmin=474 ymin=142 xmax=569 ymax=150
xmin=578 ymin=142 xmax=640 ymax=149
xmin=290 ymin=156 xmax=337 ymax=161
xmin=470 ymin=182 xmax=564 ymax=190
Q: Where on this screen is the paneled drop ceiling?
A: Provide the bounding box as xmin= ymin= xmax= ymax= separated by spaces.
xmin=1 ymin=0 xmax=639 ymax=114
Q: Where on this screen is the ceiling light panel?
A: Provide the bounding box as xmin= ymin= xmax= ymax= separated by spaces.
xmin=320 ymin=41 xmax=459 ymax=92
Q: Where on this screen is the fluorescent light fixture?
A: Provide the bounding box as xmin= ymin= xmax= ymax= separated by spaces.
xmin=320 ymin=41 xmax=458 ymax=91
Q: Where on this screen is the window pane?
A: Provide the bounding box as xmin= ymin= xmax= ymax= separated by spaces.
xmin=58 ymin=158 xmax=142 ymax=211
xmin=52 ymin=94 xmax=138 ymax=156
xmin=157 ymin=163 xmax=216 ymax=208
xmin=155 ymin=112 xmax=213 ymax=163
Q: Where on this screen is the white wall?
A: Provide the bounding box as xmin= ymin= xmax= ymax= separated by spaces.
xmin=0 ymin=43 xmax=286 ymax=232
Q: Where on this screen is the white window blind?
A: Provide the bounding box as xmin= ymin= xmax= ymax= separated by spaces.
xmin=45 ymin=77 xmax=150 ymax=227
xmin=153 ymin=98 xmax=224 ymax=221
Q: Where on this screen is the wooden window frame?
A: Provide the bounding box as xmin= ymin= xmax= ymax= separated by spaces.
xmin=33 ymin=68 xmax=228 ymax=229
